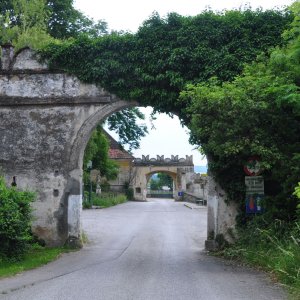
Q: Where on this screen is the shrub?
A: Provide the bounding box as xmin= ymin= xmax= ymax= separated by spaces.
xmin=294 ymin=182 xmax=300 ymax=218
xmin=124 ymin=182 xmax=134 ymax=200
xmin=222 ymin=215 xmax=300 ymax=297
xmin=0 ymin=177 xmax=35 ymax=260
xmin=82 ymin=192 xmax=127 ymax=208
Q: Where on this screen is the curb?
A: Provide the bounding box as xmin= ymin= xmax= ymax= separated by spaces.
xmin=184 ymin=203 xmax=206 ymax=210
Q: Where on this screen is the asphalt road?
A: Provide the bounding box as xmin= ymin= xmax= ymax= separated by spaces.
xmin=0 ymin=199 xmax=286 ymax=300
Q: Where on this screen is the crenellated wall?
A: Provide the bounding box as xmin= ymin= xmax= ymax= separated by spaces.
xmin=132 ymin=155 xmax=194 ymax=201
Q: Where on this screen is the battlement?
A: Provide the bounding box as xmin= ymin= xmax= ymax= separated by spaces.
xmin=133 ymin=155 xmax=193 ymax=166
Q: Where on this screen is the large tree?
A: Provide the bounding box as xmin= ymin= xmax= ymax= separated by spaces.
xmin=83 ymin=126 xmax=119 ymax=185
xmin=46 ymin=0 xmax=108 ymax=39
xmin=157 ymin=173 xmax=173 ymax=190
xmin=106 ymin=108 xmax=148 ymax=152
xmin=0 ymin=0 xmax=53 ymax=49
xmin=149 ymin=173 xmax=173 ymax=190
xmin=180 ymin=2 xmax=300 ymax=220
xmin=0 ymin=0 xmax=108 ymax=40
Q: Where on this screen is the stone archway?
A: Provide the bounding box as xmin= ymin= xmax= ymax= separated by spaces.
xmin=0 ymin=46 xmax=238 ymax=248
xmin=131 ymin=155 xmax=194 ymax=201
xmin=145 ymin=171 xmax=176 ymax=199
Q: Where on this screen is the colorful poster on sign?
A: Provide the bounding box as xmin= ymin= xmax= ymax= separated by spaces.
xmin=245 ymin=176 xmax=264 ymax=214
xmin=246 ymin=194 xmax=264 ymax=214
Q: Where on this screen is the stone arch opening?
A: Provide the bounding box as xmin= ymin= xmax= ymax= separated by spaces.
xmin=65 ymin=100 xmax=138 ymax=246
xmin=68 ymin=100 xmax=138 ymax=172
xmin=146 ymin=171 xmax=175 ymax=199
xmin=0 ymin=47 xmax=237 ymax=249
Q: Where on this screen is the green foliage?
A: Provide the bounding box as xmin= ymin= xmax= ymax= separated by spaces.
xmin=0 ymin=177 xmax=35 ymax=260
xmin=0 ymin=0 xmax=108 ymax=42
xmin=221 ymin=216 xmax=300 ymax=298
xmin=124 ymin=181 xmax=134 ymax=200
xmin=149 ymin=178 xmax=160 ymax=191
xmin=46 ymin=0 xmax=108 ymax=39
xmin=295 ymin=183 xmax=300 ymax=200
xmin=149 ymin=173 xmax=173 ymax=190
xmin=125 ymin=188 xmax=134 ymax=201
xmin=40 ymin=8 xmax=292 ymax=118
xmin=106 ymin=108 xmax=148 ymax=151
xmin=294 ymin=183 xmax=300 ymax=217
xmin=180 ymin=6 xmax=300 ymax=220
xmin=83 ymin=126 xmax=119 ymax=184
xmin=157 ymin=173 xmax=173 ymax=190
xmin=0 ymin=245 xmax=68 ymax=278
xmin=82 ymin=192 xmax=127 ymax=208
xmin=0 ymin=0 xmax=55 ymax=50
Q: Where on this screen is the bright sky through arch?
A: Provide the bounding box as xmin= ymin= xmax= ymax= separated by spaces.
xmin=74 ymin=0 xmax=294 ymax=166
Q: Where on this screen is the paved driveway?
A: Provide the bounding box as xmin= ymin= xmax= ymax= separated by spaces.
xmin=0 ymin=199 xmax=286 ymax=300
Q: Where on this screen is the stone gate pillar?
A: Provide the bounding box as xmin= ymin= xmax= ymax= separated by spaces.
xmin=205 ymin=175 xmax=239 ymax=250
xmin=0 ymin=47 xmax=133 ymax=247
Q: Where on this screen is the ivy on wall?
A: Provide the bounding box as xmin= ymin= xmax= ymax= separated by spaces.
xmin=41 ymin=8 xmax=292 ymax=118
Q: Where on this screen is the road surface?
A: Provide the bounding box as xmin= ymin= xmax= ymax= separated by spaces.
xmin=0 ymin=199 xmax=286 ymax=300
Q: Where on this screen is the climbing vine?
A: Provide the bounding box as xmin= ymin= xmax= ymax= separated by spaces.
xmin=40 ymin=8 xmax=292 ymax=118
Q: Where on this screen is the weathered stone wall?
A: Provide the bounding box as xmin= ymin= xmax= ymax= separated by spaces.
xmin=0 ymin=46 xmax=135 ymax=246
xmin=205 ymin=175 xmax=238 ymax=250
xmin=186 ymin=174 xmax=208 ymax=197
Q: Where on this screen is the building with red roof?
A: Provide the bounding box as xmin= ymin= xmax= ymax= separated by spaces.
xmin=103 ymin=131 xmax=134 ymax=192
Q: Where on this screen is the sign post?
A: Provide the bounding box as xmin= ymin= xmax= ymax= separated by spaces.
xmin=245 ymin=176 xmax=264 ymax=214
xmin=244 ymin=157 xmax=264 ymax=214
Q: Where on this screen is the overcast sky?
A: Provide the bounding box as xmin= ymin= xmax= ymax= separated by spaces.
xmin=74 ymin=0 xmax=293 ymax=166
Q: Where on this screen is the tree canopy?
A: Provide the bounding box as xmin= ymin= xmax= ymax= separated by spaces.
xmin=149 ymin=173 xmax=173 ymax=191
xmin=106 ymin=108 xmax=148 ymax=152
xmin=83 ymin=126 xmax=119 ymax=184
xmin=0 ymin=0 xmax=108 ymax=41
xmin=180 ymin=2 xmax=300 ymax=220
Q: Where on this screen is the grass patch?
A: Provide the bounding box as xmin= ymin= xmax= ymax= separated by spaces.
xmin=0 ymin=245 xmax=69 ymax=278
xmin=218 ymin=218 xmax=300 ymax=299
xmin=81 ymin=230 xmax=89 ymax=244
xmin=83 ymin=192 xmax=127 ymax=209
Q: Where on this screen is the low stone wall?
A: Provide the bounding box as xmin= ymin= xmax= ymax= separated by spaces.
xmin=182 ymin=191 xmax=207 ymax=205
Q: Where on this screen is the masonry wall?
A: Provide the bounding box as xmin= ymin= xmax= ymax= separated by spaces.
xmin=1 ymin=104 xmax=109 ymax=245
xmin=206 ymin=175 xmax=238 ymax=248
xmin=0 ymin=47 xmax=134 ymax=246
xmin=108 ymin=160 xmax=133 ymax=192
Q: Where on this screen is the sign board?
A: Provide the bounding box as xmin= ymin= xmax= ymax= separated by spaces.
xmin=244 ymin=156 xmax=262 ymax=176
xmin=246 ymin=194 xmax=264 ymax=214
xmin=245 ymin=176 xmax=264 ymax=193
xmin=245 ymin=176 xmax=264 ymax=214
